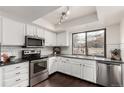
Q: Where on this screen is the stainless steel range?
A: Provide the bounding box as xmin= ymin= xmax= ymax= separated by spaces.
xmin=22 ymin=50 xmax=48 ymax=87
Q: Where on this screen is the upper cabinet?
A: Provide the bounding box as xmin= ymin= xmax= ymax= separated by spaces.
xmin=45 ymin=30 xmax=56 ymax=46
xmin=26 ymin=24 xmax=37 ymax=36
xmin=26 ymin=24 xmax=45 ymax=39
xmin=0 ymin=17 xmax=2 ymax=43
xmin=36 ymin=27 xmax=45 ymax=39
xmin=56 ymin=31 xmax=69 ymax=46
xmin=44 ymin=31 xmax=69 ymax=47
xmin=2 ymin=17 xmax=25 ymax=45
xmin=0 ymin=16 xmax=69 ymax=47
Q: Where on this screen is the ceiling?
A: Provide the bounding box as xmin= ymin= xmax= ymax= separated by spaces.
xmin=0 ymin=6 xmax=59 ymax=22
xmin=42 ymin=6 xmax=96 ymax=25
xmin=0 ymin=6 xmax=124 ymax=32
xmin=96 ymin=6 xmax=124 ymax=26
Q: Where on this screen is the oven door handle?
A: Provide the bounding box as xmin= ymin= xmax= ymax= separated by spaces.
xmin=31 ymin=60 xmax=47 ymax=63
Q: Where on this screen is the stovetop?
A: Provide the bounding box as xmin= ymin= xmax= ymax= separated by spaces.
xmin=22 ymin=55 xmax=48 ymax=61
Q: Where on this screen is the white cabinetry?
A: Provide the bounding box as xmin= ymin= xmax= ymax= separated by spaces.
xmin=81 ymin=60 xmax=96 ymax=83
xmin=56 ymin=31 xmax=69 ymax=46
xmin=26 ymin=24 xmax=45 ymax=38
xmin=2 ymin=62 xmax=29 ymax=87
xmin=58 ymin=58 xmax=65 ymax=73
xmin=44 ymin=31 xmax=69 ymax=47
xmin=122 ymin=64 xmax=124 ymax=87
xmin=48 ymin=57 xmax=58 ymax=74
xmin=48 ymin=57 xmax=96 ymax=83
xmin=71 ymin=62 xmax=81 ymax=78
xmin=58 ymin=57 xmax=81 ymax=78
xmin=0 ymin=17 xmax=2 ymax=43
xmin=37 ymin=27 xmax=45 ymax=38
xmin=0 ymin=67 xmax=3 ymax=87
xmin=26 ymin=24 xmax=37 ymax=36
xmin=63 ymin=58 xmax=72 ymax=75
xmin=2 ymin=17 xmax=25 ymax=45
xmin=57 ymin=57 xmax=71 ymax=75
xmin=45 ymin=30 xmax=56 ymax=46
xmin=83 ymin=65 xmax=95 ymax=82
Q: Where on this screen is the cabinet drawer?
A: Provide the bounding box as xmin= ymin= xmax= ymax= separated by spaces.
xmin=3 ymin=62 xmax=29 ymax=72
xmin=4 ymin=73 xmax=28 ymax=87
xmin=83 ymin=60 xmax=96 ymax=67
xmin=4 ymin=68 xmax=29 ymax=80
xmin=12 ymin=80 xmax=29 ymax=87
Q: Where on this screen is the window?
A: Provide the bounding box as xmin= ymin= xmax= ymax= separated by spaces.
xmin=72 ymin=29 xmax=106 ymax=57
xmin=73 ymin=33 xmax=86 ymax=55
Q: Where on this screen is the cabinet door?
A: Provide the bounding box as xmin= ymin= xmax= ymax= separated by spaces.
xmin=0 ymin=17 xmax=2 ymax=43
xmin=2 ymin=17 xmax=25 ymax=45
xmin=48 ymin=57 xmax=57 ymax=75
xmin=64 ymin=62 xmax=71 ymax=75
xmin=71 ymin=62 xmax=81 ymax=78
xmin=48 ymin=58 xmax=54 ymax=75
xmin=37 ymin=27 xmax=45 ymax=38
xmin=58 ymin=60 xmax=65 ymax=73
xmin=56 ymin=31 xmax=69 ymax=46
xmin=83 ymin=65 xmax=96 ymax=83
xmin=45 ymin=30 xmax=56 ymax=46
xmin=26 ymin=24 xmax=37 ymax=36
xmin=48 ymin=61 xmax=54 ymax=74
xmin=0 ymin=67 xmax=3 ymax=87
xmin=63 ymin=58 xmax=71 ymax=75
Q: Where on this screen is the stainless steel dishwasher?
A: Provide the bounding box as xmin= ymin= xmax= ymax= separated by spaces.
xmin=96 ymin=61 xmax=122 ymax=87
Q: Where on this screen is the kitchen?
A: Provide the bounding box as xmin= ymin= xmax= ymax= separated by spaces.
xmin=0 ymin=6 xmax=124 ymax=87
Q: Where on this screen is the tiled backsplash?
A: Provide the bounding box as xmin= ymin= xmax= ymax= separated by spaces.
xmin=106 ymin=44 xmax=120 ymax=58
xmin=1 ymin=46 xmax=53 ymax=59
xmin=121 ymin=43 xmax=124 ymax=61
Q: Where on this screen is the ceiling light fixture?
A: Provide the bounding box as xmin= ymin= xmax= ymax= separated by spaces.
xmin=58 ymin=6 xmax=70 ymax=25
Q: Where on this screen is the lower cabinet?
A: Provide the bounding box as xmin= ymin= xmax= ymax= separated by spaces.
xmin=0 ymin=62 xmax=29 ymax=87
xmin=0 ymin=67 xmax=3 ymax=87
xmin=58 ymin=59 xmax=65 ymax=73
xmin=48 ymin=57 xmax=58 ymax=74
xmin=64 ymin=61 xmax=71 ymax=75
xmin=58 ymin=57 xmax=72 ymax=75
xmin=48 ymin=57 xmax=96 ymax=84
xmin=82 ymin=64 xmax=96 ymax=83
xmin=71 ymin=62 xmax=81 ymax=78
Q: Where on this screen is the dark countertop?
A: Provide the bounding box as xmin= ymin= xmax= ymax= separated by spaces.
xmin=0 ymin=58 xmax=29 ymax=67
xmin=0 ymin=54 xmax=123 ymax=67
xmin=49 ymin=54 xmax=124 ymax=64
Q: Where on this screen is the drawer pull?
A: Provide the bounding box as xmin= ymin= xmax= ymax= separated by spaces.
xmin=16 ymin=79 xmax=21 ymax=82
xmin=16 ymin=67 xmax=20 ymax=69
xmin=16 ymin=72 xmax=20 ymax=74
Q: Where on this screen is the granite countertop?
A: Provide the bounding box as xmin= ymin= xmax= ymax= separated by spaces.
xmin=0 ymin=58 xmax=29 ymax=67
xmin=60 ymin=55 xmax=124 ymax=64
xmin=49 ymin=54 xmax=124 ymax=64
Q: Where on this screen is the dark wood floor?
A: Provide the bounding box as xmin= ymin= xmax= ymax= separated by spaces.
xmin=34 ymin=72 xmax=101 ymax=87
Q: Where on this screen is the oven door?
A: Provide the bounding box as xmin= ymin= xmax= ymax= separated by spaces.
xmin=30 ymin=59 xmax=48 ymax=78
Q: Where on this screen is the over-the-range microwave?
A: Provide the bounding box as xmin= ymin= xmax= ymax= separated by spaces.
xmin=25 ymin=36 xmax=45 ymax=48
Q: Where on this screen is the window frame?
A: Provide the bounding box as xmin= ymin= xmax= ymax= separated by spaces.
xmin=72 ymin=28 xmax=106 ymax=58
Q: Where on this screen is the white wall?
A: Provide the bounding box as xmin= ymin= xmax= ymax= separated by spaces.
xmin=120 ymin=19 xmax=124 ymax=61
xmin=106 ymin=24 xmax=120 ymax=58
xmin=61 ymin=23 xmax=120 ymax=58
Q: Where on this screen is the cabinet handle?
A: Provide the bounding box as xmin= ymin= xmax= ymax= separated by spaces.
xmin=16 ymin=66 xmax=20 ymax=69
xmin=16 ymin=72 xmax=20 ymax=75
xmin=16 ymin=79 xmax=21 ymax=82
